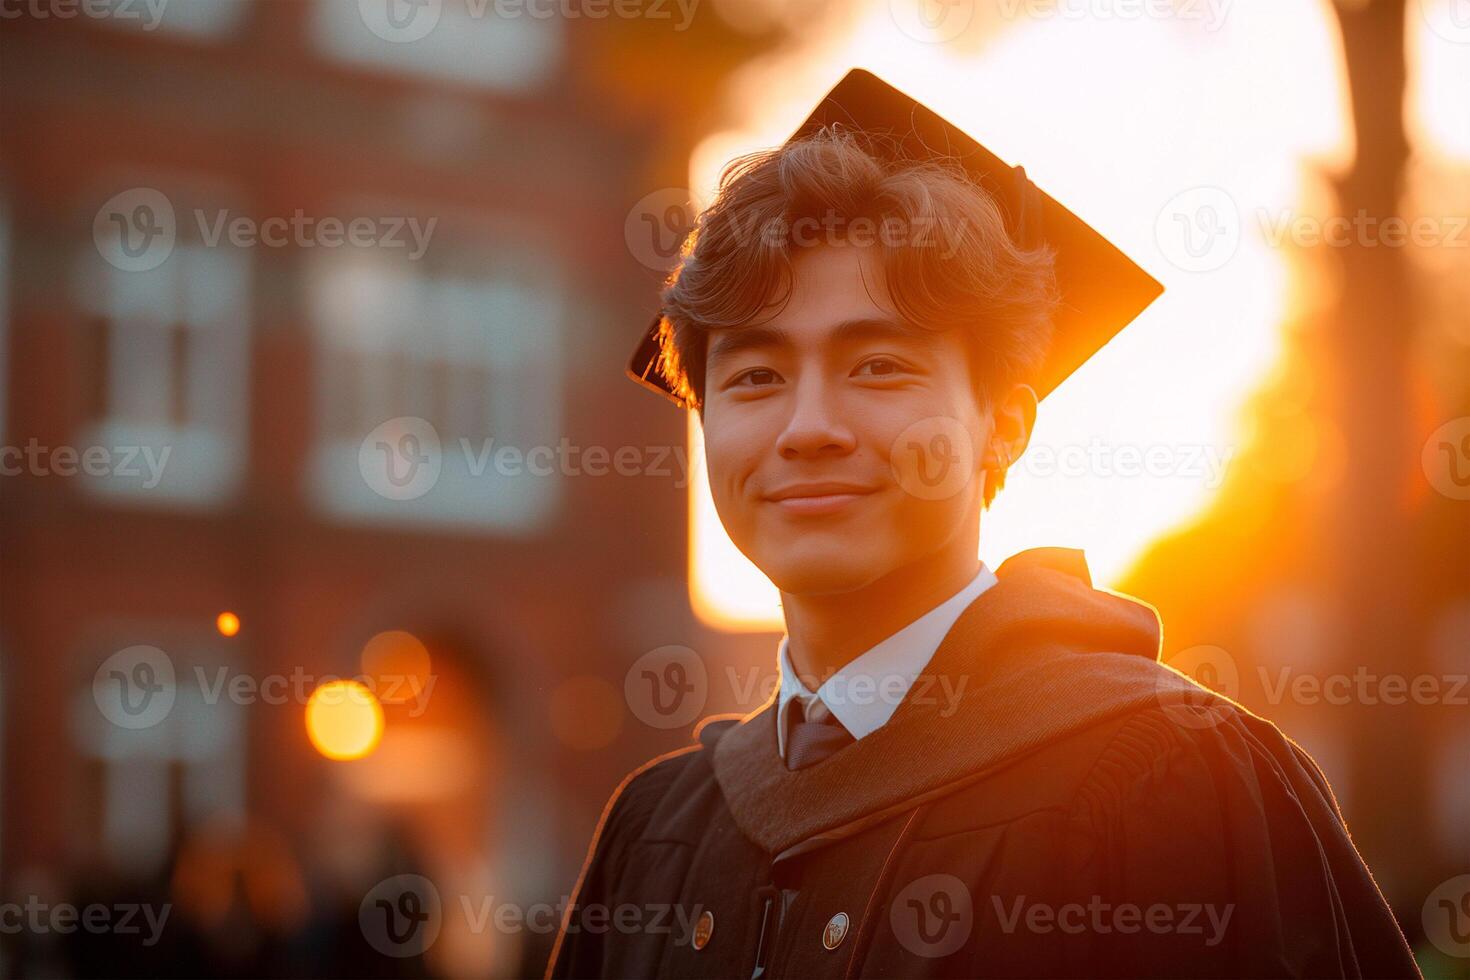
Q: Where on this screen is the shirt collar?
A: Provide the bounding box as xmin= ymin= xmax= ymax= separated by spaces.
xmin=775 ymin=562 xmax=998 ymax=757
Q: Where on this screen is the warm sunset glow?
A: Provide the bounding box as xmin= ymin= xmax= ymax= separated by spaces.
xmin=337 ymin=727 xmax=475 ymax=802
xmin=215 ymin=611 xmax=241 ymax=637
xmin=305 ymin=680 xmax=385 ymax=761
xmin=689 ymin=0 xmax=1352 ymax=630
xmin=1409 ymin=0 xmax=1470 ymax=160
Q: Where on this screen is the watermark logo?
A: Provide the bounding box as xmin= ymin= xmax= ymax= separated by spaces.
xmin=359 ymin=417 xmax=443 ymax=501
xmin=1155 ymin=186 xmax=1241 ymax=273
xmin=359 ymin=0 xmax=441 ymax=41
xmin=891 ymin=874 xmax=973 ymax=958
xmin=1423 ymin=417 xmax=1470 ymax=501
xmin=625 ymin=188 xmax=697 ymax=273
xmin=889 ymin=0 xmax=974 ymax=42
xmin=1423 ymin=875 xmax=1470 ymax=958
xmin=890 ymin=416 xmax=976 ymax=501
xmin=625 ymin=645 xmax=708 ymax=729
xmin=1420 ymin=0 xmax=1470 ymax=44
xmin=94 ymin=187 xmax=176 ymax=273
xmin=93 ymin=645 xmax=176 ymax=730
xmin=361 ymin=874 xmax=442 ymax=957
xmin=1157 ymin=644 xmax=1240 ymax=730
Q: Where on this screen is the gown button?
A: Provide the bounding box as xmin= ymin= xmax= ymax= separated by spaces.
xmin=822 ymin=911 xmax=849 ymax=950
xmin=692 ymin=909 xmax=714 ymax=950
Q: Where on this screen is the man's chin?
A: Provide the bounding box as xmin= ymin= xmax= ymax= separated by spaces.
xmin=762 ymin=553 xmax=890 ymax=597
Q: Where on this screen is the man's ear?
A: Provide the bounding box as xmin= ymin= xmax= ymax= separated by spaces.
xmin=981 ymin=383 xmax=1038 ymax=472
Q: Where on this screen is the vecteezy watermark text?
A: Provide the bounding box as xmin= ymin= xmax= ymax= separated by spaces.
xmin=621 ymin=645 xmax=972 ymax=731
xmin=1257 ymin=666 xmax=1468 ymax=707
xmin=0 ymin=0 xmax=168 ymax=28
xmin=194 ymin=664 xmax=435 ymax=717
xmin=93 ymin=187 xmax=437 ymax=273
xmin=0 ymin=898 xmax=170 ymax=946
xmin=358 ymin=418 xmax=693 ymax=502
xmin=1157 ymin=186 xmax=1470 ymax=273
xmin=624 ymin=188 xmax=974 ymax=272
xmin=1157 ymin=644 xmax=1470 ymax=733
xmin=0 ymin=439 xmax=169 ymax=488
xmin=1022 ymin=439 xmax=1234 ymax=487
xmin=357 ymin=0 xmax=699 ymax=45
xmin=997 ymin=0 xmax=1231 ymax=29
xmin=194 ymin=209 xmax=436 ymax=260
xmin=92 ymin=645 xmax=435 ymax=730
xmin=358 ymin=874 xmax=706 ymax=958
xmin=991 ymin=895 xmax=1234 ymax=947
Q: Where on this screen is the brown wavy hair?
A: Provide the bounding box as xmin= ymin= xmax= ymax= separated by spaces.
xmin=656 ymin=126 xmax=1060 ymax=503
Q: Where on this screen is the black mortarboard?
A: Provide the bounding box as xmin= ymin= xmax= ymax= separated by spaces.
xmin=626 ymin=67 xmax=1164 ymax=406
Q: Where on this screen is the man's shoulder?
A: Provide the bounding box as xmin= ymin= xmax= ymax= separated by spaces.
xmin=1057 ymin=693 xmax=1338 ymax=827
xmin=601 ymin=714 xmax=742 ymax=840
xmin=926 ymin=683 xmax=1311 ymax=830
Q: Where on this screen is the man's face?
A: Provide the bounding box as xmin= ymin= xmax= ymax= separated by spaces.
xmin=700 ymin=245 xmax=992 ymax=596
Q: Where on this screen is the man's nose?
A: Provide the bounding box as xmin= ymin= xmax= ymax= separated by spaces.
xmin=774 ymin=377 xmax=857 ymax=459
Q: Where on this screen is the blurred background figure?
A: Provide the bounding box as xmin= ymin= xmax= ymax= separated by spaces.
xmin=0 ymin=0 xmax=1464 ymax=976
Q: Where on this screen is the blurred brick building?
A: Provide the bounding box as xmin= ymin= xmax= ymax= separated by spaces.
xmin=0 ymin=3 xmax=780 ymax=975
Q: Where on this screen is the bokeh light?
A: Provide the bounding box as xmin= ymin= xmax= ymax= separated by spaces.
xmin=215 ymin=611 xmax=241 ymax=637
xmin=359 ymin=629 xmax=433 ymax=705
xmin=305 ymin=680 xmax=385 ymax=762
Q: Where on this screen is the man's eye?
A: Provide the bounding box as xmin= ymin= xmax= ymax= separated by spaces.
xmin=854 ymin=357 xmax=905 ymax=378
xmin=733 ymin=368 xmax=781 ymax=387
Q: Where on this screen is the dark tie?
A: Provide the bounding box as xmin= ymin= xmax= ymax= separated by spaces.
xmin=785 ymin=698 xmax=855 ymax=770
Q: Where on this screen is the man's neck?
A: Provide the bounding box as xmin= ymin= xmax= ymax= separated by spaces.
xmin=780 ymin=542 xmax=982 ymax=685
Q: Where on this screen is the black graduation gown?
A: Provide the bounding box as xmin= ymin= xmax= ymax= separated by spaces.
xmin=547 ymin=550 xmax=1420 ymax=979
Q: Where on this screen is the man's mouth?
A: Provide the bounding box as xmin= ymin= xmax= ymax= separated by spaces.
xmin=763 ymin=482 xmax=879 ymax=516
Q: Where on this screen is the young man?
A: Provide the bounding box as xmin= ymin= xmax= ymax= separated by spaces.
xmin=548 ymin=70 xmax=1419 ymax=979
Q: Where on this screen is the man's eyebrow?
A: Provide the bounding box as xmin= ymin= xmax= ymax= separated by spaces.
xmin=706 ymin=317 xmax=929 ymax=364
xmin=829 ymin=316 xmax=931 ymax=346
xmin=706 ymin=325 xmax=790 ymax=365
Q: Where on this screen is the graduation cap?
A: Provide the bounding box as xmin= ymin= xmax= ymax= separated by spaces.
xmin=626 ymin=68 xmax=1164 ymax=406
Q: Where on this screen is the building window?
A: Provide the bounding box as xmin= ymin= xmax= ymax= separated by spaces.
xmin=92 ymin=0 xmax=250 ymax=38
xmin=311 ymin=0 xmax=560 ymax=91
xmin=307 ymin=240 xmax=564 ymax=531
xmin=72 ymin=639 xmax=246 ymax=875
xmin=74 ymin=227 xmax=251 ymax=507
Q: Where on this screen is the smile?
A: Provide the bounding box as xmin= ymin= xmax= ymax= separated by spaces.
xmin=764 ymin=484 xmax=879 ymax=516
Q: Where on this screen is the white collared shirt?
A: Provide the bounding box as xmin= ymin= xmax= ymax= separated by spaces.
xmin=775 ymin=562 xmax=999 ymax=759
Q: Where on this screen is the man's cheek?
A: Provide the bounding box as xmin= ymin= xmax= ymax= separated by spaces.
xmin=704 ymin=460 xmax=759 ymax=547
